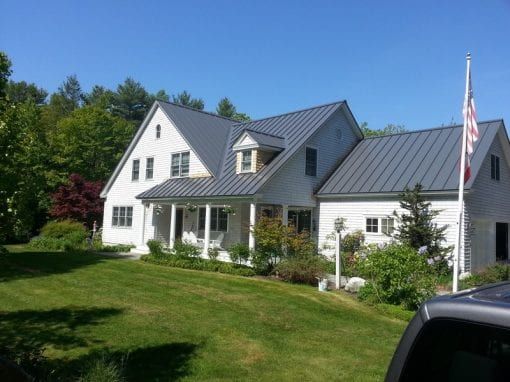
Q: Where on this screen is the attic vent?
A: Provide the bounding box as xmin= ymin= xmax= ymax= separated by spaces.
xmin=336 ymin=128 xmax=342 ymax=141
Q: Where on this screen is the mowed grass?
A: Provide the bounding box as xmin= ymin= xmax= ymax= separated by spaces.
xmin=0 ymin=245 xmax=406 ymax=381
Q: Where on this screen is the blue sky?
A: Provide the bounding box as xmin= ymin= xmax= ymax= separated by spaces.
xmin=1 ymin=0 xmax=509 ymax=130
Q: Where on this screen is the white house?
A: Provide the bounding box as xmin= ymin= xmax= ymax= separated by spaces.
xmin=100 ymin=99 xmax=509 ymax=272
xmin=100 ymin=100 xmax=362 ymax=260
xmin=317 ymin=119 xmax=510 ymax=273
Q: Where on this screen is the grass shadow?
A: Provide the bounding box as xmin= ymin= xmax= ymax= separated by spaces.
xmin=0 ymin=307 xmax=123 ymax=379
xmin=0 ymin=249 xmax=121 ymax=282
xmin=56 ymin=342 xmax=200 ymax=381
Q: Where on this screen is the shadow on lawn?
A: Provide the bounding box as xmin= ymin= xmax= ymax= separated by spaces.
xmin=62 ymin=342 xmax=200 ymax=381
xmin=0 ymin=250 xmax=121 ymax=282
xmin=0 ymin=306 xmax=123 ymax=379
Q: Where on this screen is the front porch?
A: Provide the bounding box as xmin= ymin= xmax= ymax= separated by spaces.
xmin=139 ymin=200 xmax=315 ymax=257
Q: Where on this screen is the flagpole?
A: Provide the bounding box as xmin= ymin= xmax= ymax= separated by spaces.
xmin=453 ymin=53 xmax=471 ymax=293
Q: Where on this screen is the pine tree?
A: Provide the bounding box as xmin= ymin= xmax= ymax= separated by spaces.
xmin=216 ymin=97 xmax=236 ymax=118
xmin=393 ymin=184 xmax=452 ymax=270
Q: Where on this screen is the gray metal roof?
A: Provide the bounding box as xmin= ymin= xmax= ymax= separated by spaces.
xmin=137 ymin=101 xmax=347 ymax=199
xmin=158 ymin=101 xmax=232 ymax=176
xmin=242 ymin=130 xmax=285 ymax=150
xmin=317 ymin=120 xmax=505 ymax=195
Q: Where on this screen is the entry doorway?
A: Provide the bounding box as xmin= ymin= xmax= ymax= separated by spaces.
xmin=496 ymin=222 xmax=508 ymax=261
xmin=175 ymin=208 xmax=184 ymax=242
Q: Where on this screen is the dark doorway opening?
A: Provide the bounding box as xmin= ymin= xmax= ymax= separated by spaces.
xmin=496 ymin=222 xmax=508 ymax=261
xmin=175 ymin=209 xmax=184 ymax=242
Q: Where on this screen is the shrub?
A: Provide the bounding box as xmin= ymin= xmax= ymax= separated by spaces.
xmin=141 ymin=255 xmax=256 ymax=277
xmin=341 ymin=230 xmax=365 ymax=254
xmin=27 ymin=236 xmax=64 ymax=251
xmin=208 ymin=247 xmax=220 ymax=261
xmin=94 ymin=244 xmax=134 ymax=253
xmin=40 ymin=219 xmax=88 ymax=240
xmin=173 ymin=240 xmax=201 ymax=258
xmin=228 ymin=243 xmax=250 ymax=264
xmin=79 ymin=354 xmax=125 ymax=382
xmin=462 ymin=264 xmax=510 ymax=288
xmin=357 ymin=244 xmax=436 ymax=310
xmin=274 ymin=254 xmax=328 ymax=285
xmin=147 ymin=239 xmax=164 ymax=257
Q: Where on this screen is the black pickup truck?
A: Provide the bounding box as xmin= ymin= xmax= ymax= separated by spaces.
xmin=386 ymin=282 xmax=510 ymax=382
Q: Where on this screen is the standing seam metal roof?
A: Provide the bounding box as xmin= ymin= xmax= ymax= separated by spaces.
xmin=317 ymin=120 xmax=504 ymax=195
xmin=137 ymin=101 xmax=346 ymax=199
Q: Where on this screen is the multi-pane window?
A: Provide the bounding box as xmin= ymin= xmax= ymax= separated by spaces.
xmin=381 ymin=218 xmax=395 ymax=235
xmin=112 ymin=206 xmax=133 ymax=227
xmin=366 ymin=218 xmax=379 ymax=233
xmin=156 ymin=124 xmax=161 ymax=139
xmin=241 ymin=150 xmax=252 ymax=172
xmin=171 ymin=152 xmax=190 ymax=177
xmin=288 ymin=209 xmax=312 ymax=233
xmin=305 ymin=147 xmax=317 ymax=176
xmin=198 ymin=207 xmax=228 ymax=232
xmin=491 ymin=154 xmax=500 ymax=180
xmin=132 ymin=159 xmax=140 ymax=181
xmin=146 ymin=157 xmax=154 ymax=179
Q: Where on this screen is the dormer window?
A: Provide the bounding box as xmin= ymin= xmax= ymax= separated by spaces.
xmin=241 ymin=150 xmax=252 ymax=172
xmin=156 ymin=124 xmax=161 ymax=139
xmin=233 ymin=129 xmax=285 ymax=174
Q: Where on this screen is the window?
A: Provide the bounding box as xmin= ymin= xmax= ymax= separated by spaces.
xmin=171 ymin=152 xmax=190 ymax=177
xmin=366 ymin=218 xmax=379 ymax=233
xmin=241 ymin=150 xmax=252 ymax=172
xmin=400 ymin=319 xmax=510 ymax=381
xmin=381 ymin=218 xmax=395 ymax=235
xmin=112 ymin=206 xmax=133 ymax=227
xmin=491 ymin=154 xmax=500 ymax=180
xmin=305 ymin=147 xmax=317 ymax=176
xmin=198 ymin=207 xmax=228 ymax=232
xmin=132 ymin=159 xmax=140 ymax=181
xmin=156 ymin=124 xmax=161 ymax=139
xmin=288 ymin=209 xmax=312 ymax=233
xmin=145 ymin=157 xmax=154 ymax=179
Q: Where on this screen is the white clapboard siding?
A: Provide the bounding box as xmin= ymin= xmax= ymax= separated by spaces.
xmin=260 ymin=109 xmax=359 ymax=207
xmin=102 ymin=106 xmax=210 ymax=246
xmin=317 ymin=196 xmax=470 ymax=272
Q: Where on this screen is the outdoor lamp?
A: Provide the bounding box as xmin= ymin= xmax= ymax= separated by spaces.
xmin=334 ymin=217 xmax=342 ymax=233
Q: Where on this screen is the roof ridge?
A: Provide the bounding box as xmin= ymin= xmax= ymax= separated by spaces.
xmin=362 ymin=119 xmax=504 ymax=140
xmin=232 ymin=100 xmax=346 ymax=126
xmin=156 ymin=100 xmax=238 ymax=122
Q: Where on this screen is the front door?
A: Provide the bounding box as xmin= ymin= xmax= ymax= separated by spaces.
xmin=496 ymin=222 xmax=508 ymax=261
xmin=175 ymin=208 xmax=184 ymax=242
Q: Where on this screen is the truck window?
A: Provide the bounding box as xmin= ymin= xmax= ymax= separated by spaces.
xmin=400 ymin=319 xmax=510 ymax=382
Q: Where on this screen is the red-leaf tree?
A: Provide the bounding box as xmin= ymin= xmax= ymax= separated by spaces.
xmin=50 ymin=174 xmax=104 ymax=228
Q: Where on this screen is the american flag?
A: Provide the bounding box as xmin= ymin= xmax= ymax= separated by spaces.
xmin=462 ymin=72 xmax=479 ymax=182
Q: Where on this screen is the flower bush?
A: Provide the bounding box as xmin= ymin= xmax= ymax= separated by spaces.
xmin=357 ymin=243 xmax=436 ymax=310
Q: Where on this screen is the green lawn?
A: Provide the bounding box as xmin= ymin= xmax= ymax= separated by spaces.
xmin=0 ymin=245 xmax=406 ymax=381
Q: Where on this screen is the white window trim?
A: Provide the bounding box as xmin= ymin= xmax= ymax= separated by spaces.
xmin=145 ymin=156 xmax=154 ymax=180
xmin=240 ymin=150 xmax=253 ymax=173
xmin=112 ymin=205 xmax=134 ymax=229
xmin=170 ymin=151 xmax=191 ymax=178
xmin=305 ymin=146 xmax=318 ymax=177
xmin=364 ymin=216 xmax=395 ymax=235
xmin=131 ymin=158 xmax=140 ymax=182
xmin=196 ymin=205 xmax=230 ymax=233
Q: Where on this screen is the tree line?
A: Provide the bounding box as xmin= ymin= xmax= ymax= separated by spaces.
xmin=0 ymin=52 xmax=250 ymax=243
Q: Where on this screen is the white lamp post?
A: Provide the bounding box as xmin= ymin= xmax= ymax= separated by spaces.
xmin=334 ymin=217 xmax=344 ymax=290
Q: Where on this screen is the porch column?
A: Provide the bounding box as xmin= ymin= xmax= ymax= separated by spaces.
xmin=204 ymin=203 xmax=211 ymax=255
xmin=249 ymin=202 xmax=256 ymax=251
xmin=282 ymin=205 xmax=289 ymax=226
xmin=140 ymin=202 xmax=147 ymax=246
xmin=169 ymin=203 xmax=176 ymax=249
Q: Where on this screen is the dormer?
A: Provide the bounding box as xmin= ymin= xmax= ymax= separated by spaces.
xmin=233 ymin=130 xmax=285 ymax=174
